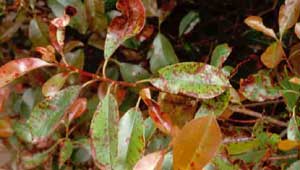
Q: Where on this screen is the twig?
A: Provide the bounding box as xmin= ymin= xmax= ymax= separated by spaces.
xmin=223 ymin=137 xmax=253 ymax=144
xmin=229 ymin=105 xmax=287 ymax=127
xmin=268 ymin=154 xmax=298 ymax=161
xmin=243 ymin=99 xmax=284 ymax=107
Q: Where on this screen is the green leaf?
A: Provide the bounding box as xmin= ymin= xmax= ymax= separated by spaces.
xmin=179 ymin=11 xmax=200 ymax=37
xmin=162 ymin=151 xmax=173 ymax=170
xmin=27 ymin=85 xmax=81 ymax=142
xmin=149 ymin=33 xmax=179 ymax=73
xmin=195 ymin=90 xmax=230 ymax=118
xmin=13 ymin=123 xmax=32 ymax=143
xmin=239 ymin=70 xmax=281 ymax=102
xmin=22 ymin=150 xmax=51 ymax=169
xmin=226 ymin=139 xmax=260 ymax=155
xmin=287 ymin=160 xmax=300 ymax=170
xmin=120 ymin=63 xmax=150 ymax=82
xmin=144 ymin=117 xmax=156 ymax=142
xmin=288 ymin=115 xmax=300 ymax=141
xmin=280 ymin=77 xmax=300 ymax=111
xmin=29 ymin=17 xmax=49 ymax=47
xmin=151 ymin=62 xmax=230 ymax=99
xmin=117 ymin=108 xmax=145 ymax=170
xmin=59 ymin=139 xmax=73 ymax=168
xmin=71 ymin=138 xmax=91 ymax=163
xmin=210 ymin=43 xmax=232 ymax=68
xmin=65 ymin=49 xmax=85 ymax=69
xmin=42 ymin=72 xmax=70 ymax=97
xmin=85 ymin=0 xmax=107 ymax=32
xmin=90 ymin=94 xmax=119 ymax=170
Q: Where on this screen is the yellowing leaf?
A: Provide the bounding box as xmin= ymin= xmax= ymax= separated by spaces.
xmin=289 ymin=77 xmax=300 ymax=85
xmin=0 ymin=117 xmax=13 ymax=138
xmin=278 ymin=140 xmax=300 ymax=151
xmin=244 ymin=16 xmax=277 ymax=39
xmin=295 ymin=23 xmax=300 ymax=39
xmin=173 ymin=114 xmax=222 ymax=170
xmin=279 ymin=0 xmax=300 ymax=37
xmin=0 ymin=58 xmax=52 ymax=88
xmin=133 ymin=150 xmax=165 ymax=170
xmin=261 ymin=42 xmax=285 ymax=68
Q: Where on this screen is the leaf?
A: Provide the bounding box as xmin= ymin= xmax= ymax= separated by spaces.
xmin=59 ymin=139 xmax=73 ymax=168
xmin=195 ymin=90 xmax=230 ymax=118
xmin=67 ymin=97 xmax=87 ymax=122
xmin=27 ymin=85 xmax=81 ymax=142
xmin=0 ymin=142 xmax=13 ymax=167
xmin=261 ymin=42 xmax=285 ymax=68
xmin=13 ymin=123 xmax=32 ymax=143
xmin=22 ymin=150 xmax=51 ymax=169
xmin=133 ymin=150 xmax=165 ymax=170
xmin=210 ymin=43 xmax=232 ymax=68
xmin=244 ymin=16 xmax=277 ymax=39
xmin=85 ymin=0 xmax=107 ymax=32
xmin=65 ymin=49 xmax=85 ymax=69
xmin=0 ymin=87 xmax=10 ymax=112
xmin=144 ymin=117 xmax=156 ymax=142
xmin=226 ymin=139 xmax=260 ymax=155
xmin=295 ymin=23 xmax=300 ymax=39
xmin=42 ymin=72 xmax=70 ymax=97
xmin=71 ymin=138 xmax=92 ymax=163
xmin=288 ymin=115 xmax=300 ymax=141
xmin=29 ymin=17 xmax=49 ymax=47
xmin=290 ymin=77 xmax=300 ymax=85
xmin=287 ymin=160 xmax=300 ymax=170
xmin=0 ymin=58 xmax=52 ymax=88
xmin=280 ymin=77 xmax=300 ymax=111
xmin=151 ymin=62 xmax=230 ymax=99
xmin=289 ymin=43 xmax=300 ymax=74
xmin=0 ymin=117 xmax=13 ymax=138
xmin=278 ymin=139 xmax=300 ymax=151
xmin=179 ymin=11 xmax=200 ymax=37
xmin=239 ymin=70 xmax=281 ymax=102
xmin=35 ymin=45 xmax=57 ymax=63
xmin=148 ymin=33 xmax=179 ymax=73
xmin=278 ymin=0 xmax=300 ymax=37
xmin=173 ymin=114 xmax=222 ymax=170
xmin=90 ymin=94 xmax=119 ymax=170
xmin=117 ymin=108 xmax=145 ymax=170
xmin=162 ymin=151 xmax=173 ymax=170
xmin=119 ymin=62 xmax=150 ymax=82
xmin=104 ymin=0 xmax=146 ymax=58
xmin=142 ymin=0 xmax=158 ymax=17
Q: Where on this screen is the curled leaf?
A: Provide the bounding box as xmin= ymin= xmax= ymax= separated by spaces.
xmin=244 ymin=16 xmax=277 ymax=39
xmin=295 ymin=23 xmax=300 ymax=39
xmin=0 ymin=58 xmax=52 ymax=88
xmin=104 ymin=0 xmax=146 ymax=58
xmin=133 ymin=150 xmax=165 ymax=170
xmin=67 ymin=97 xmax=87 ymax=121
xmin=35 ymin=45 xmax=57 ymax=63
xmin=261 ymin=42 xmax=285 ymax=68
xmin=179 ymin=11 xmax=200 ymax=37
xmin=279 ymin=0 xmax=300 ymax=37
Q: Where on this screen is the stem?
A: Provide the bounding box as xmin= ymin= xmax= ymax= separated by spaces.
xmin=102 ymin=59 xmax=108 ymax=78
xmin=243 ymin=99 xmax=284 ymax=107
xmin=60 ymin=53 xmax=69 ymax=66
xmin=135 ymin=96 xmax=142 ymax=109
xmin=229 ymin=105 xmax=287 ymax=127
xmin=268 ymin=154 xmax=298 ymax=161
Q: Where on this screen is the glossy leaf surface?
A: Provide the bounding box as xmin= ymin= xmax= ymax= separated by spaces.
xmin=244 ymin=16 xmax=277 ymax=39
xmin=260 ymin=42 xmax=285 ymax=68
xmin=210 ymin=43 xmax=232 ymax=68
xmin=133 ymin=150 xmax=165 ymax=170
xmin=42 ymin=72 xmax=70 ymax=97
xmin=278 ymin=0 xmax=300 ymax=37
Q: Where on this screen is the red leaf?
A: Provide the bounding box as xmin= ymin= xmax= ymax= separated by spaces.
xmin=104 ymin=0 xmax=146 ymax=58
xmin=0 ymin=58 xmax=52 ymax=88
xmin=0 ymin=87 xmax=10 ymax=112
xmin=68 ymin=98 xmax=88 ymax=121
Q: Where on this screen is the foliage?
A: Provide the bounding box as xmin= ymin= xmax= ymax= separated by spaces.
xmin=1 ymin=0 xmax=300 ymax=169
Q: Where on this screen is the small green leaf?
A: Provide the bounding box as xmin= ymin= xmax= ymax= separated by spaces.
xmin=42 ymin=72 xmax=70 ymax=97
xmin=148 ymin=33 xmax=179 ymax=73
xmin=59 ymin=139 xmax=73 ymax=168
xmin=287 ymin=160 xmax=300 ymax=170
xmin=280 ymin=77 xmax=300 ymax=111
xmin=226 ymin=139 xmax=260 ymax=155
xmin=179 ymin=11 xmax=200 ymax=37
xmin=210 ymin=43 xmax=232 ymax=68
xmin=288 ymin=115 xmax=300 ymax=141
xmin=22 ymin=150 xmax=51 ymax=169
xmin=144 ymin=117 xmax=156 ymax=142
xmin=151 ymin=62 xmax=230 ymax=99
xmin=27 ymin=85 xmax=81 ymax=142
xmin=29 ymin=17 xmax=49 ymax=47
xmin=120 ymin=63 xmax=150 ymax=82
xmin=13 ymin=123 xmax=32 ymax=143
xmin=65 ymin=49 xmax=85 ymax=69
xmin=162 ymin=151 xmax=173 ymax=170
xmin=90 ymin=93 xmax=119 ymax=170
xmin=117 ymin=108 xmax=145 ymax=170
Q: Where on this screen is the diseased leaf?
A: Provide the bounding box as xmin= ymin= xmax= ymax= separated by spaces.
xmin=120 ymin=62 xmax=150 ymax=82
xmin=90 ymin=94 xmax=119 ymax=170
xmin=104 ymin=0 xmax=146 ymax=58
xmin=239 ymin=70 xmax=281 ymax=102
xmin=179 ymin=11 xmax=200 ymax=37
xmin=67 ymin=97 xmax=87 ymax=122
xmin=195 ymin=90 xmax=230 ymax=118
xmin=278 ymin=0 xmax=300 ymax=37
xmin=287 ymin=160 xmax=300 ymax=170
xmin=117 ymin=108 xmax=145 ymax=170
xmin=261 ymin=42 xmax=285 ymax=68
xmin=151 ymin=62 xmax=230 ymax=99
xmin=133 ymin=150 xmax=165 ymax=170
xmin=27 ymin=85 xmax=81 ymax=142
xmin=148 ymin=33 xmax=179 ymax=73
xmin=210 ymin=43 xmax=232 ymax=68
xmin=0 ymin=117 xmax=13 ymax=138
xmin=173 ymin=114 xmax=222 ymax=170
xmin=244 ymin=16 xmax=277 ymax=39
xmin=278 ymin=139 xmax=299 ymax=151
xmin=59 ymin=139 xmax=73 ymax=168
xmin=42 ymin=72 xmax=70 ymax=97
xmin=295 ymin=23 xmax=300 ymax=39
xmin=0 ymin=58 xmax=51 ymax=88
xmin=288 ymin=115 xmax=300 ymax=141
xmin=35 ymin=45 xmax=57 ymax=63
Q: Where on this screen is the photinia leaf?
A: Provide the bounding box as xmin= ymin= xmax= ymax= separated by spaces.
xmin=67 ymin=97 xmax=87 ymax=122
xmin=260 ymin=41 xmax=285 ymax=68
xmin=119 ymin=62 xmax=150 ymax=82
xmin=85 ymin=0 xmax=107 ymax=32
xmin=90 ymin=93 xmax=119 ymax=170
xmin=295 ymin=23 xmax=300 ymax=39
xmin=144 ymin=117 xmax=156 ymax=142
xmin=27 ymin=85 xmax=81 ymax=143
xmin=13 ymin=123 xmax=32 ymax=143
xmin=0 ymin=87 xmax=10 ymax=112
xmin=173 ymin=114 xmax=222 ymax=170
xmin=0 ymin=58 xmax=52 ymax=88
xmin=104 ymin=0 xmax=146 ymax=58
xmin=244 ymin=16 xmax=277 ymax=39
xmin=22 ymin=149 xmax=52 ymax=169
xmin=287 ymin=160 xmax=300 ymax=170
xmin=277 ymin=139 xmax=300 ymax=151
xmin=35 ymin=45 xmax=57 ymax=63
xmin=162 ymin=151 xmax=173 ymax=170
xmin=71 ymin=138 xmax=92 ymax=163
xmin=210 ymin=43 xmax=232 ymax=68
xmin=151 ymin=62 xmax=231 ymax=99
xmin=195 ymin=90 xmax=230 ymax=118
xmin=148 ymin=33 xmax=179 ymax=73
xmin=239 ymin=70 xmax=281 ymax=102
xmin=65 ymin=49 xmax=85 ymax=69
xmin=42 ymin=72 xmax=70 ymax=97
xmin=0 ymin=117 xmax=13 ymax=138
xmin=117 ymin=108 xmax=145 ymax=170
xmin=225 ymin=139 xmax=260 ymax=155
xmin=179 ymin=11 xmax=200 ymax=37
xmin=280 ymin=77 xmax=300 ymax=111
xmin=133 ymin=150 xmax=165 ymax=170
xmin=29 ymin=17 xmax=49 ymax=47
xmin=59 ymin=139 xmax=73 ymax=168
xmin=278 ymin=0 xmax=300 ymax=37
xmin=142 ymin=0 xmax=158 ymax=17
xmin=289 ymin=43 xmax=300 ymax=75
xmin=288 ymin=115 xmax=300 ymax=141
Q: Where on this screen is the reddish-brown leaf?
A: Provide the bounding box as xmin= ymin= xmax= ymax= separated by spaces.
xmin=244 ymin=16 xmax=277 ymax=39
xmin=295 ymin=23 xmax=300 ymax=39
xmin=0 ymin=58 xmax=52 ymax=88
xmin=0 ymin=87 xmax=10 ymax=112
xmin=133 ymin=150 xmax=165 ymax=170
xmin=104 ymin=0 xmax=146 ymax=58
xmin=261 ymin=42 xmax=285 ymax=68
xmin=68 ymin=98 xmax=88 ymax=121
xmin=0 ymin=117 xmax=13 ymax=138
xmin=278 ymin=0 xmax=300 ymax=37
xmin=35 ymin=45 xmax=57 ymax=63
xmin=278 ymin=139 xmax=300 ymax=151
